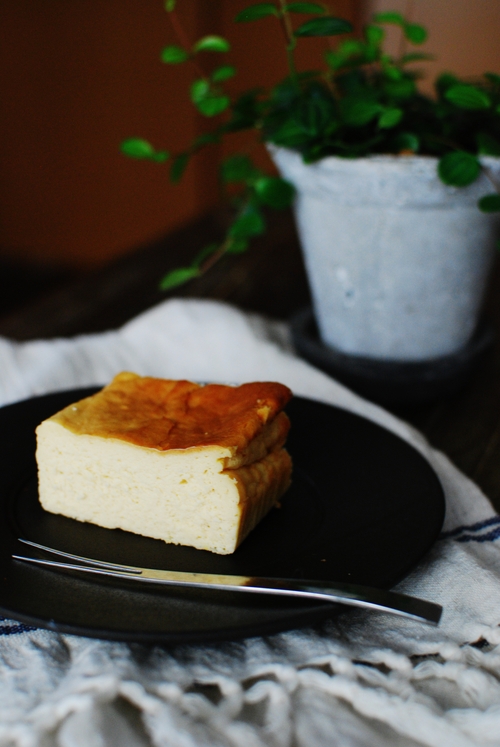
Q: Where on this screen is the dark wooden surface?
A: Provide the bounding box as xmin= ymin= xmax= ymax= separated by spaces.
xmin=1 ymin=209 xmax=499 ymax=511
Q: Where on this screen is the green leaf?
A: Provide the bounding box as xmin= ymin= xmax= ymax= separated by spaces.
xmin=266 ymin=84 xmax=337 ymax=147
xmin=294 ymin=16 xmax=352 ymax=36
xmin=191 ymin=79 xmax=210 ymax=104
xmin=285 ymin=2 xmax=325 ymax=13
xmin=340 ymin=99 xmax=381 ymax=126
xmin=485 ymin=72 xmax=500 ymax=86
xmin=478 ymin=194 xmax=500 ymax=213
xmin=438 ymin=151 xmax=481 ymax=187
xmin=266 ymin=117 xmax=310 ymax=148
xmin=193 ymin=35 xmax=230 ymax=53
xmin=378 ymin=107 xmax=403 ymax=129
xmin=120 ymin=138 xmax=168 ymax=161
xmin=226 ymin=238 xmax=249 ymax=254
xmin=404 ymin=23 xmax=427 ymax=44
xmin=235 ymin=3 xmax=278 ymax=22
xmin=227 ymin=90 xmax=262 ymax=130
xmin=211 ymin=64 xmax=236 ymax=82
xmin=121 ymin=138 xmax=155 ymax=159
xmin=435 ymin=73 xmax=458 ymax=94
xmin=229 ymin=209 xmax=266 ymax=238
xmin=325 ymin=38 xmax=367 ymax=69
xmin=160 ymin=45 xmax=189 ymax=64
xmin=381 ymin=63 xmax=403 ymax=81
xmin=193 ymin=131 xmax=221 ymax=147
xmin=476 ymin=132 xmax=500 ymax=156
xmin=254 ymin=176 xmax=295 ymax=208
xmin=384 ymin=77 xmax=416 ymax=99
xmin=365 ymin=24 xmax=384 ymax=46
xmin=396 ymin=132 xmax=420 ymax=152
xmin=159 ymin=266 xmax=199 ymax=290
xmin=372 ymin=11 xmax=405 ymax=26
xmin=337 ymin=39 xmax=366 ymax=56
xmin=221 ymin=155 xmax=257 ymax=182
xmin=191 ymin=79 xmax=230 ymax=117
xmin=324 ymin=51 xmax=347 ymax=70
xmin=169 ymin=153 xmax=189 ymax=182
xmin=165 ymin=0 xmax=176 ymax=11
xmin=151 ymin=151 xmax=169 ymax=163
xmin=196 ymin=95 xmax=230 ymax=117
xmin=445 ymin=84 xmax=491 ymax=110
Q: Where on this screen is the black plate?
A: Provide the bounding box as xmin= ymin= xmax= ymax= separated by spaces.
xmin=0 ymin=388 xmax=444 ymax=643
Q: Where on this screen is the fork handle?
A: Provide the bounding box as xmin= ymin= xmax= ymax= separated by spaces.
xmin=245 ymin=577 xmax=442 ymax=624
xmin=12 ymin=552 xmax=442 ymax=625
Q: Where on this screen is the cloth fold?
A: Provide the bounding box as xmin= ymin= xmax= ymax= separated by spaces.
xmin=0 ymin=298 xmax=499 ymax=747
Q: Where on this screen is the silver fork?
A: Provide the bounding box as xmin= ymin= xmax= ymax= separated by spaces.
xmin=13 ymin=538 xmax=442 ymax=625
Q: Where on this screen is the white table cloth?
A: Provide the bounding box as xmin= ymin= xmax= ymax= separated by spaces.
xmin=0 ymin=298 xmax=499 ymax=747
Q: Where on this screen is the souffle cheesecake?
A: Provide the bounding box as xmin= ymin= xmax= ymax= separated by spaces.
xmin=35 ymin=372 xmax=292 ymax=554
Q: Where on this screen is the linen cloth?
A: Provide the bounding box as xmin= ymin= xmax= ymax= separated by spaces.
xmin=0 ymin=297 xmax=499 ymax=747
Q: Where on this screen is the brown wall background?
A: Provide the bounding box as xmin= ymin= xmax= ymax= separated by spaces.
xmin=0 ymin=0 xmax=358 ymax=269
xmin=367 ymin=0 xmax=500 ymax=93
xmin=0 ymin=1 xmax=499 ymax=270
xmin=0 ymin=1 xmax=212 ymax=268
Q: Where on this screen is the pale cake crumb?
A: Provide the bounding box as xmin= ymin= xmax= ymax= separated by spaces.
xmin=35 ymin=374 xmax=293 ymax=554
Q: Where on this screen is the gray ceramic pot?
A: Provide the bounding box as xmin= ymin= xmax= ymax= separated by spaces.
xmin=271 ymin=146 xmax=500 ymax=361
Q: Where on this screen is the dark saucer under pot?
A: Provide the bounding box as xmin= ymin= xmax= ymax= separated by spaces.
xmin=290 ymin=307 xmax=494 ymax=407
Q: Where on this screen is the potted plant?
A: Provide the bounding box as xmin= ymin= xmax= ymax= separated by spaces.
xmin=121 ymin=2 xmax=500 ymax=396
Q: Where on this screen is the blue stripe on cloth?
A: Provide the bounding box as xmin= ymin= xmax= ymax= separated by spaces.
xmin=439 ymin=515 xmax=500 ymax=541
xmin=456 ymin=524 xmax=500 ymax=543
xmin=0 ymin=617 xmax=37 ymax=635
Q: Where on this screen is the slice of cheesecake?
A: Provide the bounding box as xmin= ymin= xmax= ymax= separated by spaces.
xmin=35 ymin=372 xmax=292 ymax=554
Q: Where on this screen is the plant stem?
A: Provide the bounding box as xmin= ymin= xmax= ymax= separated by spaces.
xmin=199 ymin=239 xmax=231 ymax=275
xmin=169 ymin=7 xmax=207 ymax=80
xmin=199 ymin=191 xmax=255 ymax=276
xmin=482 ymin=164 xmax=500 ymax=194
xmin=397 ymin=0 xmax=414 ymax=60
xmin=277 ymin=0 xmax=298 ymax=84
xmin=424 ymin=133 xmax=461 ymax=152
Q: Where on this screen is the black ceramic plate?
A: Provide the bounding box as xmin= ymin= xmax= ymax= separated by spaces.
xmin=0 ymin=388 xmax=444 ymax=643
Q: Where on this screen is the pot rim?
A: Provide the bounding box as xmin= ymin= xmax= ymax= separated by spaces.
xmin=267 ymin=143 xmax=500 ymax=169
xmin=268 ymin=144 xmax=500 ymax=204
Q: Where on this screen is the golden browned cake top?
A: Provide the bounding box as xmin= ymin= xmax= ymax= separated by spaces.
xmin=49 ymin=372 xmax=292 ymax=452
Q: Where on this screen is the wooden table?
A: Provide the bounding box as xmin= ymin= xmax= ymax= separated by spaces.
xmin=1 ymin=208 xmax=499 ymax=511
